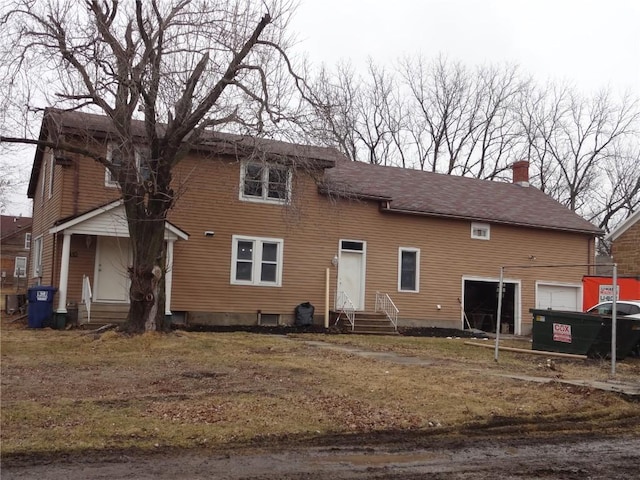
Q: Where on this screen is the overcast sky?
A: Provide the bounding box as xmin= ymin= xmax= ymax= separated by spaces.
xmin=291 ymin=0 xmax=639 ymax=96
xmin=3 ymin=0 xmax=639 ymax=217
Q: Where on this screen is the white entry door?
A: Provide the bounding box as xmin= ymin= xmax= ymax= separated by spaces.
xmin=337 ymin=240 xmax=366 ymax=310
xmin=94 ymin=236 xmax=131 ymax=302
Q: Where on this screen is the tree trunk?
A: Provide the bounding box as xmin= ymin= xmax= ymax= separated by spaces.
xmin=124 ymin=213 xmax=167 ymax=333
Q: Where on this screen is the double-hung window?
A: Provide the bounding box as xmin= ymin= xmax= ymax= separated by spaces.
xmin=231 ymin=235 xmax=283 ymax=286
xmin=24 ymin=232 xmax=31 ymax=249
xmin=398 ymin=247 xmax=420 ymax=292
xmin=240 ymin=161 xmax=291 ymax=204
xmin=14 ymin=257 xmax=27 ymax=278
xmin=32 ymin=236 xmax=43 ymax=277
xmin=105 ymin=143 xmax=151 ymax=187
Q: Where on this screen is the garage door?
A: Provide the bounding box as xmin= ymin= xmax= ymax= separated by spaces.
xmin=536 ymin=284 xmax=581 ymax=311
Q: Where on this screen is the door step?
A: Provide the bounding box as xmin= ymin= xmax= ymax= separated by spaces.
xmin=332 ymin=311 xmax=398 ymax=335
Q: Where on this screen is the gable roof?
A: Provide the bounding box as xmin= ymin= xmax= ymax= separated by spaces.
xmin=323 ymin=160 xmax=602 ymax=235
xmin=0 ymin=215 xmax=32 ymax=241
xmin=28 ymin=108 xmax=345 ymax=197
xmin=605 ymin=209 xmax=640 ymax=242
xmin=49 ymin=199 xmax=189 ymax=241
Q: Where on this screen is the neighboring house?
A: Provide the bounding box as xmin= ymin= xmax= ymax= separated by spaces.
xmin=606 ymin=210 xmax=640 ymax=276
xmin=0 ymin=215 xmax=32 ymax=313
xmin=27 ymin=109 xmax=602 ymax=335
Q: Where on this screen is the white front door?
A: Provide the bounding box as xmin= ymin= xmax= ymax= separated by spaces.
xmin=337 ymin=240 xmax=366 ymax=310
xmin=94 ymin=236 xmax=131 ymax=302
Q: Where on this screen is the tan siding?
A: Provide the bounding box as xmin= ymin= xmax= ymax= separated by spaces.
xmin=165 ymin=156 xmax=592 ymax=334
xmin=32 ymin=140 xmax=596 ymax=333
xmin=612 ymin=221 xmax=640 ymax=275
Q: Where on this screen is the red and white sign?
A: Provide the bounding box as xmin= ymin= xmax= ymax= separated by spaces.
xmin=553 ymin=323 xmax=572 ymax=343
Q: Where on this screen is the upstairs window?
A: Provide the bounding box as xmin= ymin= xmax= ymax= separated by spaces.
xmin=240 ymin=162 xmax=291 ymax=204
xmin=105 ymin=143 xmax=151 ymax=187
xmin=471 ymin=222 xmax=491 ymax=240
xmin=231 ymin=235 xmax=283 ymax=286
xmin=24 ymin=232 xmax=31 ymax=249
xmin=398 ymin=247 xmax=420 ymax=292
xmin=48 ymin=150 xmax=55 ymax=199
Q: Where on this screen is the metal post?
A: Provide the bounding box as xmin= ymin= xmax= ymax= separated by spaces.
xmin=611 ymin=263 xmax=617 ymax=377
xmin=494 ymin=266 xmax=504 ymax=362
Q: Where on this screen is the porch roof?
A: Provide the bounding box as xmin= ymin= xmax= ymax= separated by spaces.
xmin=49 ymin=199 xmax=189 ymax=241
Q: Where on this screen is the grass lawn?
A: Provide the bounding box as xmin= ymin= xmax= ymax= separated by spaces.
xmin=2 ymin=323 xmax=639 ymax=459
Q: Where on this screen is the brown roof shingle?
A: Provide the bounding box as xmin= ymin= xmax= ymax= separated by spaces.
xmin=324 ymin=160 xmax=602 ymax=235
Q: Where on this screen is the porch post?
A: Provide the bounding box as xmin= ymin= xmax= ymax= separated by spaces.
xmin=164 ymin=238 xmax=175 ymax=322
xmin=56 ymin=232 xmax=72 ymax=316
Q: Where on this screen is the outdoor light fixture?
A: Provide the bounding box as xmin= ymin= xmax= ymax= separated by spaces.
xmin=204 ymin=231 xmax=215 ymax=237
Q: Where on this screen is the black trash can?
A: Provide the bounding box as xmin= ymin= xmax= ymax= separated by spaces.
xmin=27 ymin=286 xmax=58 ymax=329
xmin=295 ymin=302 xmax=315 ymax=326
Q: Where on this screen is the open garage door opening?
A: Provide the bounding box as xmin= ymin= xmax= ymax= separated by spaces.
xmin=464 ymin=279 xmax=517 ymax=334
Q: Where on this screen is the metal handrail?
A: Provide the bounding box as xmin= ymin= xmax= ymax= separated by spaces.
xmin=82 ymin=274 xmax=92 ymax=324
xmin=335 ymin=290 xmax=355 ymax=331
xmin=375 ymin=291 xmax=398 ymax=331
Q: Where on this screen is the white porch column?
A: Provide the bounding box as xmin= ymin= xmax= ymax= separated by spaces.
xmin=165 ymin=239 xmax=175 ymax=316
xmin=56 ymin=232 xmax=72 ymax=314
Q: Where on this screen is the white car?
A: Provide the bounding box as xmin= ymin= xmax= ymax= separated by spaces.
xmin=586 ymin=300 xmax=640 ymax=316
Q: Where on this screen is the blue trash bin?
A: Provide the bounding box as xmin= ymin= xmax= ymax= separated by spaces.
xmin=27 ymin=286 xmax=58 ymax=328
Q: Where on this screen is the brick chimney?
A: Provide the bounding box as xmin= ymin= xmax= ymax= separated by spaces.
xmin=512 ymin=160 xmax=530 ymax=187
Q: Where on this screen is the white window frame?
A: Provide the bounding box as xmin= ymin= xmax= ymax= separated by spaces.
xmin=14 ymin=256 xmax=27 ymax=278
xmin=24 ymin=232 xmax=31 ymax=250
xmin=239 ymin=161 xmax=292 ymax=205
xmin=40 ymin=157 xmax=46 ymax=204
xmin=230 ymin=235 xmax=284 ymax=287
xmin=32 ymin=235 xmax=43 ymax=277
xmin=48 ymin=150 xmax=55 ymax=199
xmin=105 ymin=143 xmax=150 ymax=187
xmin=471 ymin=222 xmax=491 ymax=240
xmin=398 ymin=247 xmax=420 ymax=293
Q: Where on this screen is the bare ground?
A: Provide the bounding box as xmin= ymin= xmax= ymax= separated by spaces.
xmin=2 ymin=324 xmax=639 ymax=479
xmin=3 ymin=434 xmax=639 ymax=479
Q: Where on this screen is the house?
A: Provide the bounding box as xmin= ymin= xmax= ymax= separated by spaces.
xmin=0 ymin=215 xmax=32 ymax=313
xmin=27 ymin=109 xmax=602 ymax=335
xmin=606 ymin=210 xmax=640 ymax=276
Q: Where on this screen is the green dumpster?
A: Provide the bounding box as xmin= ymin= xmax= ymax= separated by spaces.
xmin=589 ymin=316 xmax=640 ymax=360
xmin=530 ymin=309 xmax=640 ymax=359
xmin=530 ymin=309 xmax=605 ymax=356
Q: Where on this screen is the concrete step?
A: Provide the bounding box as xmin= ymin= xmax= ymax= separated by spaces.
xmin=79 ymin=303 xmax=128 ymax=325
xmin=332 ymin=310 xmax=397 ymax=335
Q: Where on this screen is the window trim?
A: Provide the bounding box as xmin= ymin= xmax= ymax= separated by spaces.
xmin=471 ymin=222 xmax=491 ymax=240
xmin=48 ymin=150 xmax=55 ymax=199
xmin=24 ymin=232 xmax=31 ymax=250
xmin=40 ymin=157 xmax=46 ymax=204
xmin=105 ymin=143 xmax=149 ymax=187
xmin=230 ymin=235 xmax=284 ymax=287
xmin=398 ymin=247 xmax=420 ymax=293
xmin=14 ymin=256 xmax=27 ymax=278
xmin=32 ymin=235 xmax=43 ymax=277
xmin=239 ymin=161 xmax=292 ymax=205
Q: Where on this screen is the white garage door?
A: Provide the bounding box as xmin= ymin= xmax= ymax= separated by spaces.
xmin=536 ymin=284 xmax=581 ymax=311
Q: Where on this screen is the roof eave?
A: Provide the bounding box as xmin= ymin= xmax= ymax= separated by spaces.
xmin=381 ymin=205 xmax=603 ymax=236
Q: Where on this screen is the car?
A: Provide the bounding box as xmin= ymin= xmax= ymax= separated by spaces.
xmin=585 ymin=300 xmax=640 ymax=316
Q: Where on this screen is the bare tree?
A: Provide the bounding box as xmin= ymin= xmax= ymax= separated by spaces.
xmin=0 ymin=0 xmax=305 ymax=333
xmin=519 ymin=84 xmax=640 ymax=225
